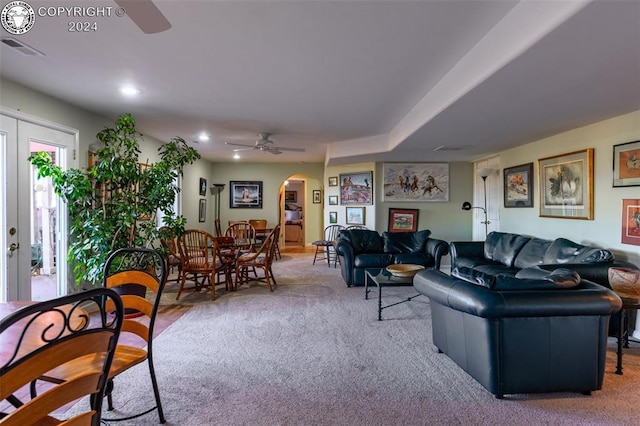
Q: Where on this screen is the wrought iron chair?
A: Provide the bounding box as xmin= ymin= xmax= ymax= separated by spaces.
xmin=1 ymin=288 xmax=123 ymax=426
xmin=235 ymin=224 xmax=280 ymax=291
xmin=312 ymin=225 xmax=344 ymax=267
xmin=31 ymin=248 xmax=168 ymax=423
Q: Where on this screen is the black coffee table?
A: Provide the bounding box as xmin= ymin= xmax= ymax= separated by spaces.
xmin=365 ymin=268 xmax=422 ymax=321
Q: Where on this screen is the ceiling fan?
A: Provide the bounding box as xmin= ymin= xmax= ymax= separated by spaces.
xmin=114 ymin=0 xmax=171 ymax=34
xmin=225 ymin=133 xmax=306 ymax=155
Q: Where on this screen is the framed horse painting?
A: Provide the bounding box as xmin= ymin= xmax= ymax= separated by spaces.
xmin=382 ymin=163 xmax=449 ymax=202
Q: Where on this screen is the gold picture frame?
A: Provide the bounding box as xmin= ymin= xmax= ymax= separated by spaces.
xmin=538 ymin=148 xmax=594 ymax=220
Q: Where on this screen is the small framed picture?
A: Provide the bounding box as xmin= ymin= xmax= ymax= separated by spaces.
xmin=198 ymin=199 xmax=206 ymax=222
xmin=621 ymin=199 xmax=640 ymax=246
xmin=328 ymin=195 xmax=338 ymax=205
xmin=329 ymin=211 xmax=338 ymax=224
xmin=285 ymin=190 xmax=297 ymax=202
xmin=199 ymin=177 xmax=207 ymax=196
xmin=388 ymin=208 xmax=419 ymax=233
xmin=346 ymin=206 xmax=365 ymax=225
xmin=313 ymin=190 xmax=321 ymax=204
xmin=613 ymin=140 xmax=640 ymax=187
xmin=328 ymin=176 xmax=338 ymax=187
xmin=503 ymin=163 xmax=533 ymax=208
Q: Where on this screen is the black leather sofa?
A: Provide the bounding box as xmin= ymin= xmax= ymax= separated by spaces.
xmin=334 ymin=229 xmax=448 ymax=287
xmin=414 ymin=268 xmax=622 ymax=398
xmin=449 ymin=231 xmax=638 ymax=289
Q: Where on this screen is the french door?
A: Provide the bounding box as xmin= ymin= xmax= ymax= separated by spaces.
xmin=1 ymin=110 xmax=77 ymax=301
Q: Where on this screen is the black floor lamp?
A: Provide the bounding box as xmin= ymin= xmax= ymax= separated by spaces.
xmin=461 ymin=168 xmax=493 ymax=237
xmin=210 ymin=183 xmax=225 ymax=222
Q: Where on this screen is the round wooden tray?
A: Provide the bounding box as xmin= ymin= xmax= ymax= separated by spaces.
xmin=386 ymin=264 xmax=425 ymax=277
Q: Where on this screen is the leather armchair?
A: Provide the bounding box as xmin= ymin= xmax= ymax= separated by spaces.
xmin=414 ymin=268 xmax=622 ymax=398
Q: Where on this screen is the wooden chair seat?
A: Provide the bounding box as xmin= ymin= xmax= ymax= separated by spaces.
xmin=40 ymin=344 xmax=147 ymax=385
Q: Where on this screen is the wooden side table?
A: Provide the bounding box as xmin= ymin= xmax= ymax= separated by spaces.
xmin=608 ymin=267 xmax=640 ymax=375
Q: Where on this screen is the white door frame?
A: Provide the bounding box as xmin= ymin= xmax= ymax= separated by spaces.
xmin=1 ymin=107 xmax=78 ymax=301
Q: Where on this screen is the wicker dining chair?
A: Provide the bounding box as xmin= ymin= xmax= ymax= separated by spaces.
xmin=225 ymin=222 xmax=257 ymax=253
xmin=177 ymin=229 xmax=220 ymax=300
xmin=159 ymin=226 xmax=182 ymax=283
xmin=235 ymin=224 xmax=280 ymax=291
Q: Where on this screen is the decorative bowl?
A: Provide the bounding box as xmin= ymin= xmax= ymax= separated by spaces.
xmin=386 ymin=264 xmax=425 ymax=277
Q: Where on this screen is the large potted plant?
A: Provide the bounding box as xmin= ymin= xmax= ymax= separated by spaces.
xmin=30 ymin=113 xmax=200 ymax=288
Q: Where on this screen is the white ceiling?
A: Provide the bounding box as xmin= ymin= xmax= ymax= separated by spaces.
xmin=1 ymin=0 xmax=638 ymax=164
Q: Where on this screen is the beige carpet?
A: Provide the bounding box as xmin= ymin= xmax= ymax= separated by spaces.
xmin=66 ymin=252 xmax=640 ymax=425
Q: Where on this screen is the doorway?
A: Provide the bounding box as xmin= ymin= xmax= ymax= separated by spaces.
xmin=282 ymin=180 xmax=305 ymax=247
xmin=1 ymin=111 xmax=77 ymax=301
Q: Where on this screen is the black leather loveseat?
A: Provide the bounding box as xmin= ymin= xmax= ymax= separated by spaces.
xmin=414 ymin=267 xmax=622 ymax=398
xmin=334 ymin=229 xmax=448 ymax=287
xmin=449 ymin=231 xmax=638 ymax=289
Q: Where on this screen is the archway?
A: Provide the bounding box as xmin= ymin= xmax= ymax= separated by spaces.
xmin=279 ymin=173 xmax=322 ymax=249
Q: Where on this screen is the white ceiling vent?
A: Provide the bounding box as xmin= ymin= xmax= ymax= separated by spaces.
xmin=1 ymin=37 xmax=45 ymax=56
xmin=433 ymin=145 xmax=471 ymax=151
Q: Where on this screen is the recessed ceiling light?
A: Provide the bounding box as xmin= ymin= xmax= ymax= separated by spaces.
xmin=119 ymin=86 xmax=141 ymax=96
xmin=198 ymin=133 xmax=210 ymax=142
xmin=233 ymin=153 xmax=240 ymax=159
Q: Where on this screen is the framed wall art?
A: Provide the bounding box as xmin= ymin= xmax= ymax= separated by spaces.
xmin=382 ymin=163 xmax=449 ymax=202
xmin=328 ymin=195 xmax=338 ymax=205
xmin=503 ymin=163 xmax=533 ymax=208
xmin=198 ymin=199 xmax=206 ymax=222
xmin=388 ymin=208 xmax=419 ymax=233
xmin=613 ymin=140 xmax=640 ymax=187
xmin=622 ymin=199 xmax=640 ymax=246
xmin=199 ymin=177 xmax=207 ymax=196
xmin=313 ymin=190 xmax=321 ymax=204
xmin=230 ymin=181 xmax=263 ymax=209
xmin=346 ymin=206 xmax=365 ymax=225
xmin=285 ymin=190 xmax=297 ymax=202
xmin=538 ymin=148 xmax=594 ymax=220
xmin=329 ymin=211 xmax=338 ymax=224
xmin=328 ymin=176 xmax=338 ymax=187
xmin=339 ymin=171 xmax=373 ymax=205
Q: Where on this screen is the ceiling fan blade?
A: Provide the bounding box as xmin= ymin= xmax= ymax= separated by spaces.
xmin=232 ymin=147 xmax=255 ymax=152
xmin=269 ymin=149 xmax=283 ymax=155
xmin=114 ymin=0 xmax=171 ymax=34
xmin=273 ymin=146 xmax=306 ymax=152
xmin=225 ymin=142 xmax=254 ymax=148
